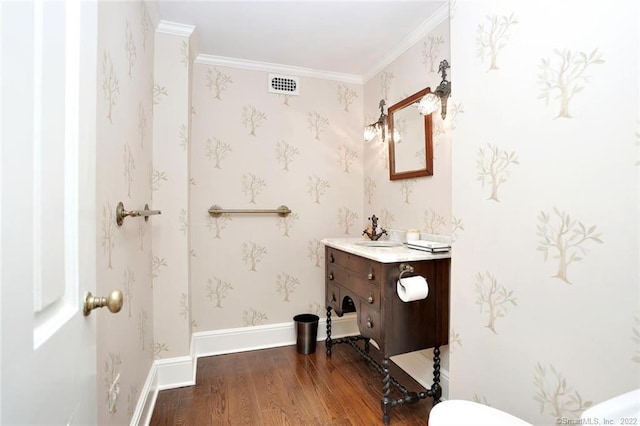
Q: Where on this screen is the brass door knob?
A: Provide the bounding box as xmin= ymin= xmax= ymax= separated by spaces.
xmin=83 ymin=290 xmax=123 ymax=316
xmin=328 ymin=272 xmax=334 ymax=280
xmin=367 ymin=270 xmax=374 ymax=280
xmin=367 ymin=294 xmax=374 ymax=304
xmin=329 ymin=254 xmax=334 ymax=263
xmin=366 ymin=317 xmax=373 ymax=328
xmin=328 ymin=293 xmax=336 ymax=303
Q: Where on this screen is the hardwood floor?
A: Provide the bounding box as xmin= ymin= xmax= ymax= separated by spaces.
xmin=150 ymin=342 xmax=432 ymax=425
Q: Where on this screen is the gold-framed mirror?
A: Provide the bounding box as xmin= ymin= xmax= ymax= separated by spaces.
xmin=388 ymin=88 xmax=433 ymax=180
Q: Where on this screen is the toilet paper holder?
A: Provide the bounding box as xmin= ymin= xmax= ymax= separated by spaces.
xmin=398 ymin=263 xmax=415 ymax=288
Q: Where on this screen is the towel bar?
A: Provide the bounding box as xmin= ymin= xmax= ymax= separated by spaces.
xmin=116 ymin=202 xmax=161 ymax=226
xmin=208 ymin=204 xmax=291 ymax=217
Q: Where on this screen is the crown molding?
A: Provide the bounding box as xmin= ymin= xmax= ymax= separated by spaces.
xmin=147 ymin=2 xmax=447 ymax=84
xmin=362 ymin=2 xmax=449 ymax=83
xmin=195 ymin=54 xmax=363 ymax=84
xmin=156 ymin=20 xmax=195 ymax=37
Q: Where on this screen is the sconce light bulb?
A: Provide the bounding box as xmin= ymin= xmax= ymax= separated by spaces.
xmin=417 ymin=93 xmax=440 ymax=116
xmin=364 ymin=125 xmax=377 ymax=142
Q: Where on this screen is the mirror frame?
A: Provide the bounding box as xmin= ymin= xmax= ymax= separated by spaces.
xmin=388 ymin=87 xmax=434 ymax=180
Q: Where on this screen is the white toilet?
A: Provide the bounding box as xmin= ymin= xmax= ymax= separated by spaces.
xmin=429 ymin=389 xmax=640 ymax=426
xmin=428 ymin=400 xmax=532 ymax=425
xmin=580 ymin=389 xmax=640 ymax=424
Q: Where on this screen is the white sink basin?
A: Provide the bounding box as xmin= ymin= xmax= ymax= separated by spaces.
xmin=354 ymin=241 xmax=402 ymax=248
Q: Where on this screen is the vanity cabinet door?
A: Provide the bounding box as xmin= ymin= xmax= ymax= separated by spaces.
xmin=358 ymin=302 xmax=382 ymax=342
xmin=327 ymin=282 xmax=340 ymax=311
xmin=383 ymin=259 xmax=450 ymax=356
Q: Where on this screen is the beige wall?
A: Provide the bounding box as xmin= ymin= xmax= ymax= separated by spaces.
xmin=93 ymin=2 xmax=640 ymax=425
xmin=96 ymin=1 xmax=155 ymax=424
xmin=363 ymin=18 xmax=452 ymax=235
xmin=450 ymin=1 xmax=640 ymax=424
xmin=189 ymin=65 xmax=364 ymax=331
xmin=151 ymin=27 xmax=194 ymax=359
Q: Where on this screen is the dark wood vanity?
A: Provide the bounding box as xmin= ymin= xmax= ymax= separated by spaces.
xmin=323 ymin=240 xmax=450 ymax=424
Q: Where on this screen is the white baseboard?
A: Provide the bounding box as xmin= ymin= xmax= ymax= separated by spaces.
xmin=194 ymin=312 xmax=358 ymax=357
xmin=131 ymin=313 xmax=450 ymax=425
xmin=130 ymin=361 xmax=158 ymax=426
xmin=155 ymin=355 xmax=196 ymax=390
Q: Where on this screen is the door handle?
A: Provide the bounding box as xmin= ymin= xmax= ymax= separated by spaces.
xmin=83 ymin=290 xmax=123 ymax=316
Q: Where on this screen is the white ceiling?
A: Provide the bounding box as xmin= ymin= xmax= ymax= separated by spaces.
xmin=155 ymin=1 xmax=447 ymax=79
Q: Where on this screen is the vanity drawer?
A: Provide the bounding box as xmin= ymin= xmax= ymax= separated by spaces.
xmin=327 ymin=247 xmax=383 ymax=284
xmin=326 ymin=262 xmax=347 ymax=285
xmin=361 ymin=282 xmax=380 ymax=309
xmin=327 ymin=265 xmax=380 ymax=309
xmin=358 ymin=303 xmax=381 ymax=341
xmin=347 ymin=256 xmax=383 ymax=284
xmin=326 ymin=247 xmax=347 ymax=267
xmin=351 ymin=279 xmax=380 ymax=309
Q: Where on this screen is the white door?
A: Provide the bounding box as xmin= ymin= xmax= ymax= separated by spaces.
xmin=1 ymin=1 xmax=99 ymax=424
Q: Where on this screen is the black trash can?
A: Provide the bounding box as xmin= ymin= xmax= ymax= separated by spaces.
xmin=293 ymin=313 xmax=319 ymax=354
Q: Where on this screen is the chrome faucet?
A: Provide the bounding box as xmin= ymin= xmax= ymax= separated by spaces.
xmin=362 ymin=215 xmax=387 ymax=241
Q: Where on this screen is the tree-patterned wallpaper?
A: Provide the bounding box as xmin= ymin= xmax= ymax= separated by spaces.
xmin=190 ymin=64 xmax=364 ymax=330
xmin=364 ymin=18 xmax=453 ymax=242
xmin=450 ymin=1 xmax=639 ymax=424
xmin=89 ymin=2 xmax=639 ymax=425
xmin=96 ymin=2 xmax=154 ymax=425
xmin=150 ymin=28 xmax=194 ymax=360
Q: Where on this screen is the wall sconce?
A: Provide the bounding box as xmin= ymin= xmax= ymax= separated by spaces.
xmin=364 ymin=99 xmax=387 ymax=142
xmin=418 ymin=60 xmax=451 ymax=119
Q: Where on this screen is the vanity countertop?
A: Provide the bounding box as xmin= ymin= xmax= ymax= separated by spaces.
xmin=321 ymin=237 xmax=451 ymax=263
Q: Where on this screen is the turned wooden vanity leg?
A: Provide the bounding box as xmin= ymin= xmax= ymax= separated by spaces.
xmin=381 ymin=357 xmax=392 ymax=424
xmin=325 ymin=306 xmax=332 ymax=356
xmin=431 ymin=346 xmax=442 ymax=404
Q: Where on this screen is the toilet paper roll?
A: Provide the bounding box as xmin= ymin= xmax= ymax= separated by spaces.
xmin=397 ymin=275 xmax=429 ymax=302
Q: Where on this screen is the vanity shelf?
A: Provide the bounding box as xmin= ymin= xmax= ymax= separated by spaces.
xmin=322 ymin=238 xmax=450 ymax=424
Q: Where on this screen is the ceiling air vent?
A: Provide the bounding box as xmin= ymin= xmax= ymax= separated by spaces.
xmin=268 ymin=74 xmax=300 ymax=95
